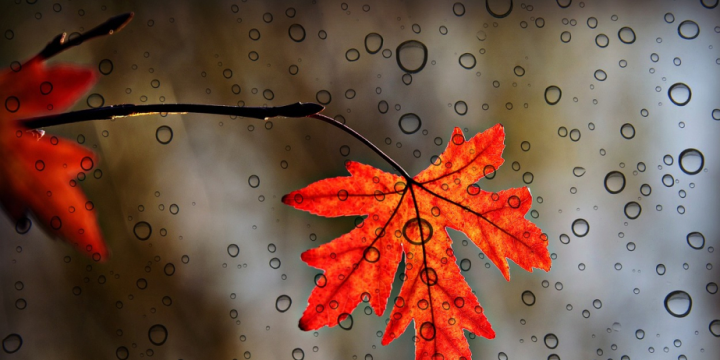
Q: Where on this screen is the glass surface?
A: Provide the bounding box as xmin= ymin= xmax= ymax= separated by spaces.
xmin=1 ymin=0 xmax=719 ymax=359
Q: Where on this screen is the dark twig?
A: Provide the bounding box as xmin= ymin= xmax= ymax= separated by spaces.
xmin=37 ymin=12 xmax=134 ymax=60
xmin=22 ymin=102 xmax=325 ymax=128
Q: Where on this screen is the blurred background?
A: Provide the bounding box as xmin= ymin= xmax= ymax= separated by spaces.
xmin=1 ymin=0 xmax=719 ymax=359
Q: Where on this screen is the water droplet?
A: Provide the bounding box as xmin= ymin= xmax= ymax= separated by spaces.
xmin=86 ymin=93 xmax=105 ymax=108
xmin=620 ymin=123 xmax=635 ymax=139
xmin=595 ymin=34 xmax=609 ymax=48
xmin=133 ymin=221 xmax=152 ymax=240
xmin=227 ymin=244 xmax=240 ymax=257
xmin=662 ymin=174 xmax=675 ymax=187
xmin=708 ymin=282 xmax=719 ymax=294
xmin=678 ymin=149 xmax=704 ymax=175
xmin=521 ymin=290 xmax=535 ymax=306
xmin=365 ymin=33 xmax=383 ymax=54
xmin=485 ymin=0 xmax=513 ymax=18
xmin=636 ymin=329 xmax=645 ymax=339
xmin=668 ymin=83 xmax=691 ymax=106
xmin=656 ymin=264 xmax=666 ymax=275
xmin=604 ymin=171 xmax=625 ymax=194
xmin=664 ymin=291 xmax=692 ymax=317
xmin=618 ymin=27 xmax=636 ymax=44
xmin=292 ymin=348 xmax=305 ymax=360
xmin=678 ymin=20 xmax=700 ymax=39
xmin=345 ymin=48 xmax=360 ymax=62
xmin=571 ymin=219 xmax=589 ymax=237
xmin=572 ymin=167 xmax=586 ymax=177
xmin=269 ymin=257 xmax=281 ymax=269
xmin=148 ymin=324 xmax=168 ymax=346
xmin=398 ymin=113 xmax=421 ymax=134
xmin=452 ymin=2 xmax=466 ymax=16
xmin=560 ymin=31 xmax=572 ymax=43
xmin=454 ymin=101 xmax=467 ymax=115
xmin=247 ymin=175 xmax=261 ymax=188
xmin=98 ymin=59 xmax=113 ymax=75
xmin=275 ymin=295 xmax=292 ymax=312
xmin=594 ymin=69 xmax=607 ymax=81
xmin=687 ymin=232 xmax=705 ymax=250
xmin=624 ymin=202 xmax=641 ymax=219
xmin=544 ymin=86 xmax=562 ymax=105
xmin=155 ymin=125 xmax=173 ymax=144
xmin=316 ymin=90 xmax=331 ymax=105
xmin=116 ymin=346 xmax=129 ymax=359
xmin=544 ymin=333 xmax=559 ymax=349
xmin=288 ymin=24 xmax=306 ymax=42
xmin=710 ymin=320 xmax=720 ymax=337
xmin=396 ymin=40 xmax=428 ymax=73
xmin=458 ymin=53 xmax=476 ymax=69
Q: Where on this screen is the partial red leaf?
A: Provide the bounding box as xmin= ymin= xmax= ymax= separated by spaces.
xmin=0 ymin=57 xmax=107 ymax=259
xmin=283 ymin=124 xmax=551 ymax=360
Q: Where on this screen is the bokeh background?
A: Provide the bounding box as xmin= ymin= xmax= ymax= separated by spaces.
xmin=1 ymin=0 xmax=719 ymax=359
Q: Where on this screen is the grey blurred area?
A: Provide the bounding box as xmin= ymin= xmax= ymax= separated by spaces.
xmin=1 ymin=0 xmax=719 ymax=359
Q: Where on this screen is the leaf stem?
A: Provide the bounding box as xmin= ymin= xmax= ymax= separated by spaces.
xmin=308 ymin=113 xmax=412 ymax=179
xmin=22 ymin=102 xmax=325 ymax=128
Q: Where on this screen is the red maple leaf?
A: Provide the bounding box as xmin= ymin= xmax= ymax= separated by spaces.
xmin=0 ymin=56 xmax=108 ymax=260
xmin=283 ymin=124 xmax=551 ymax=360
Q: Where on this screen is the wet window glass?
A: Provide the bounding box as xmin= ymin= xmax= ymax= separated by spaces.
xmin=1 ymin=1 xmax=719 ymax=359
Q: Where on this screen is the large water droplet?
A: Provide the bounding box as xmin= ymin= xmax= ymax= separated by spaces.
xmin=396 ymin=40 xmax=428 ymax=73
xmin=595 ymin=34 xmax=609 ymax=48
xmin=544 ymin=333 xmax=559 ymax=349
xmin=664 ymin=291 xmax=692 ymax=317
xmin=345 ymin=48 xmax=360 ymax=62
xmin=620 ymin=123 xmax=635 ymax=139
xmin=624 ymin=202 xmax=642 ymax=219
xmin=155 ymin=125 xmax=173 ymax=144
xmin=227 ymin=244 xmax=240 ymax=257
xmin=678 ymin=148 xmax=704 ymax=175
xmin=458 ymin=53 xmax=476 ymax=69
xmin=288 ymin=24 xmax=306 ymax=42
xmin=398 ymin=113 xmax=422 ymax=134
xmin=521 ymin=290 xmax=535 ymax=306
xmin=148 ymin=324 xmax=168 ymax=346
xmin=668 ymin=83 xmax=691 ymax=106
xmin=678 ymin=20 xmax=700 ymax=39
xmin=594 ymin=69 xmax=607 ymax=81
xmin=248 ymin=175 xmax=260 ymax=188
xmin=544 ymin=86 xmax=562 ymax=105
xmin=133 ymin=221 xmax=152 ymax=240
xmin=572 ymin=167 xmax=586 ymax=177
xmin=485 ymin=0 xmax=513 ymax=18
xmin=316 ymin=90 xmax=332 ymax=105
xmin=571 ymin=219 xmax=589 ymax=237
xmin=364 ymin=33 xmax=383 ymax=54
xmin=2 ymin=333 xmax=22 ymax=354
xmin=710 ymin=320 xmax=720 ymax=337
xmin=686 ymin=232 xmax=705 ymax=250
xmin=98 ymin=59 xmax=113 ymax=75
xmin=618 ymin=26 xmax=636 ymax=44
xmin=87 ymin=93 xmax=105 ymax=108
xmin=292 ymin=348 xmax=305 ymax=360
xmin=276 ymin=294 xmax=292 ymax=312
xmin=604 ymin=171 xmax=626 ymax=194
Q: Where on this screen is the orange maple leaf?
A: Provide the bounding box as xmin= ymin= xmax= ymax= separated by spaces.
xmin=0 ymin=56 xmax=108 ymax=260
xmin=283 ymin=124 xmax=551 ymax=360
